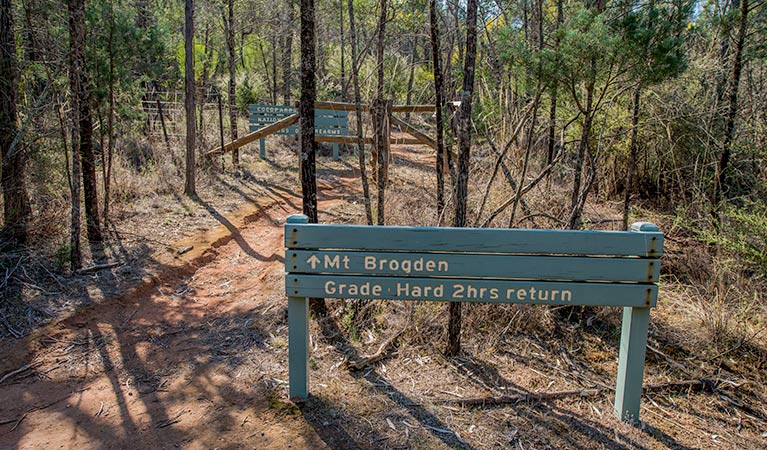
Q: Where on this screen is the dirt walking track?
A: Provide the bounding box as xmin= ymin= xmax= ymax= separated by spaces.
xmin=0 ymin=156 xmax=369 ymax=449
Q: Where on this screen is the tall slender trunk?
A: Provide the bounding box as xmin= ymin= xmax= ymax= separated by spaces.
xmin=282 ymin=1 xmax=295 ymax=103
xmin=198 ymin=24 xmax=211 ymax=142
xmin=184 ymin=0 xmax=196 ymax=196
xmin=429 ymin=0 xmax=447 ymax=218
xmin=1 ymin=0 xmax=31 ymax=246
xmin=713 ymin=0 xmax=748 ymax=220
xmin=446 ymin=0 xmax=478 ymax=357
xmin=225 ymin=0 xmax=239 ymax=168
xmin=405 ymin=35 xmax=418 ymax=121
xmin=69 ymin=0 xmax=101 ymax=242
xmin=347 ymin=0 xmax=373 ymax=225
xmin=374 ymin=0 xmax=388 ymax=226
xmin=623 ymin=85 xmax=641 ymax=231
xmin=271 ymin=35 xmax=278 ymax=105
xmin=567 ymin=72 xmax=595 ymax=230
xmin=104 ymin=0 xmax=115 ymax=223
xmin=300 ymin=0 xmax=326 ymax=315
xmin=546 ymin=0 xmax=563 ymax=170
xmin=509 ymin=100 xmax=539 ymax=226
xmin=339 ymin=0 xmax=346 ymax=100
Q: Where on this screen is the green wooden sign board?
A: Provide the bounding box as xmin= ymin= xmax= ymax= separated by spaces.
xmin=283 ymin=215 xmax=665 ymax=424
xmin=248 ymin=103 xmax=349 ymax=160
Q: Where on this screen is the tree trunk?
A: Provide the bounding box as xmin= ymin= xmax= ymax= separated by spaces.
xmin=198 ymin=24 xmax=211 ymax=144
xmin=103 ymin=0 xmax=115 ymax=223
xmin=546 ymin=0 xmax=563 ymax=171
xmin=225 ymin=0 xmax=239 ymax=168
xmin=283 ymin=0 xmax=295 ymax=104
xmin=1 ymin=0 xmax=31 ymax=246
xmin=300 ymin=0 xmax=327 ymax=316
xmin=372 ymin=99 xmax=391 ymax=226
xmin=567 ymin=63 xmax=596 ymax=230
xmin=713 ymin=0 xmax=748 ymax=220
xmin=271 ymin=35 xmax=278 ymax=104
xmin=405 ymin=35 xmax=418 ymax=121
xmin=446 ymin=0 xmax=478 ymax=357
xmin=374 ymin=0 xmax=388 ymax=225
xmin=622 ymin=85 xmax=641 ymax=231
xmin=184 ymin=0 xmax=196 ymax=196
xmin=347 ymin=0 xmax=373 ymax=225
xmin=339 ymin=0 xmax=346 ymax=100
xmin=69 ymin=0 xmax=101 ymax=243
xmin=429 ymin=0 xmax=447 ymax=219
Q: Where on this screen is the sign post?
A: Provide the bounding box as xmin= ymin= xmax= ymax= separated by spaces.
xmin=287 ymin=215 xmax=310 ymax=400
xmin=284 ymin=216 xmax=663 ymax=424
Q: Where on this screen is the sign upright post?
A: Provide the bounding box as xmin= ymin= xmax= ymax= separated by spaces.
xmin=613 ymin=222 xmax=659 ymax=423
xmin=286 ymin=215 xmax=310 ymax=401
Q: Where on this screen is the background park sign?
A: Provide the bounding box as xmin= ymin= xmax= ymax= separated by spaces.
xmin=248 ymin=103 xmax=348 ymax=159
xmin=284 ymin=215 xmax=664 ymax=424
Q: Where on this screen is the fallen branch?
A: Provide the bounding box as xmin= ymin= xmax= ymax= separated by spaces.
xmin=0 ymin=314 xmax=23 ymax=339
xmin=76 ymin=262 xmax=121 ymax=275
xmin=0 ymin=362 xmax=42 ymax=384
xmin=5 ymin=391 xmax=82 ymax=431
xmin=346 ymin=326 xmax=407 ymax=370
xmin=155 ymin=410 xmax=186 ymax=428
xmin=441 ymin=378 xmax=731 ymax=408
xmin=647 ymin=344 xmax=692 ymax=375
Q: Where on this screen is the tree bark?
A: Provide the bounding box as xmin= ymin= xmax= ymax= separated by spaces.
xmin=429 ymin=0 xmax=447 ymax=219
xmin=405 ymin=35 xmax=418 ymax=121
xmin=339 ymin=0 xmax=346 ymax=100
xmin=372 ymin=99 xmax=391 ymax=225
xmin=225 ymin=0 xmax=239 ymax=168
xmin=184 ymin=0 xmax=196 ymax=196
xmin=622 ymin=85 xmax=641 ymax=231
xmin=567 ymin=64 xmax=596 ymax=230
xmin=713 ymin=0 xmax=748 ymax=221
xmin=103 ymin=0 xmax=115 ymax=223
xmin=198 ymin=24 xmax=211 ymax=144
xmin=374 ymin=0 xmax=388 ymax=225
xmin=300 ymin=0 xmax=327 ymax=315
xmin=1 ymin=0 xmax=31 ymax=247
xmin=69 ymin=0 xmax=101 ymax=243
xmin=271 ymin=35 xmax=278 ymax=104
xmin=546 ymin=0 xmax=563 ymax=171
xmin=347 ymin=0 xmax=373 ymax=225
xmin=446 ymin=0 xmax=478 ymax=357
xmin=282 ymin=0 xmax=295 ymax=104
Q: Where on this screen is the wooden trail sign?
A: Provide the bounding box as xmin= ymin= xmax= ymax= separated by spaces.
xmin=283 ymin=215 xmax=664 ymax=424
xmin=248 ymin=103 xmax=349 ymax=159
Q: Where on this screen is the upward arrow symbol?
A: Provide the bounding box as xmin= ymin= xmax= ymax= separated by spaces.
xmin=306 ymin=255 xmax=321 ymax=269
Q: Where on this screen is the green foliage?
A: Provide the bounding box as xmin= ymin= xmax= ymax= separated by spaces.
xmin=341 ymin=306 xmax=360 ymax=343
xmin=699 ymin=202 xmax=767 ymax=274
xmin=618 ymin=0 xmax=692 ymax=85
xmin=236 ymin=72 xmax=268 ymax=107
xmin=175 ymin=39 xmax=220 ymax=81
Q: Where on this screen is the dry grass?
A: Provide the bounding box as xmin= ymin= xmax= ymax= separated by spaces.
xmin=3 ymin=121 xmax=767 ymax=447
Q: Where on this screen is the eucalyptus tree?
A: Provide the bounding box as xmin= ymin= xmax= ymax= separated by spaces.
xmin=184 ymin=0 xmax=196 ymax=196
xmin=446 ymin=0 xmax=479 ymax=357
xmin=713 ymin=0 xmax=751 ymax=222
xmin=1 ymin=0 xmax=31 ymax=247
xmin=300 ymin=0 xmax=327 ymax=315
xmin=69 ymin=0 xmax=102 ymax=244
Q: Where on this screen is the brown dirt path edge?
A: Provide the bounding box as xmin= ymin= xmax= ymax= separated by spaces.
xmin=0 ymin=159 xmax=362 ymax=449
